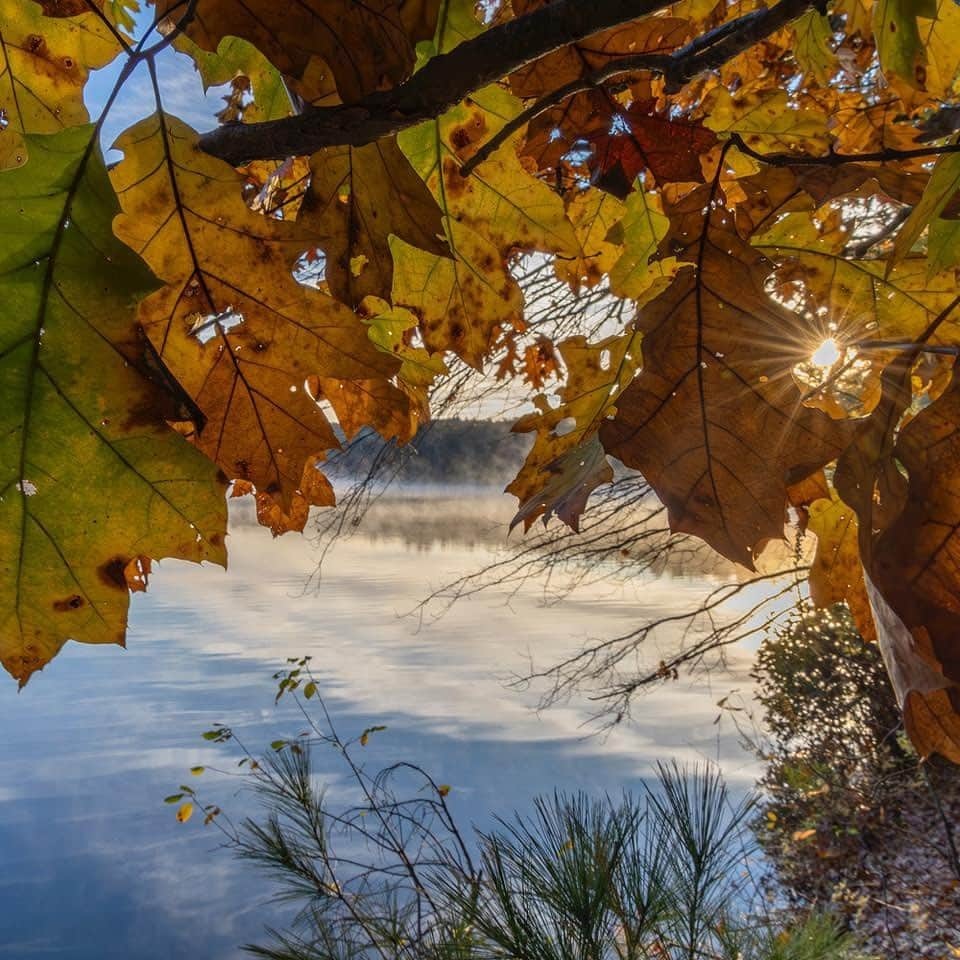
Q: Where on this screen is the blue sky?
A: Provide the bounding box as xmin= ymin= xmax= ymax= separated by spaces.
xmin=84 ymin=15 xmax=224 ymax=158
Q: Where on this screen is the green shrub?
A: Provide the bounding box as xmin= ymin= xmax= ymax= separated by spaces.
xmin=752 ymin=605 xmax=960 ymax=956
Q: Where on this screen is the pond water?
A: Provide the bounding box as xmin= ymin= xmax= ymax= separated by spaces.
xmin=0 ymin=492 xmax=761 ymax=959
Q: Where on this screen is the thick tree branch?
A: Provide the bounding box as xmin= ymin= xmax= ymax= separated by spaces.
xmin=461 ymin=0 xmax=818 ymax=176
xmin=198 ymin=0 xmax=682 ymax=164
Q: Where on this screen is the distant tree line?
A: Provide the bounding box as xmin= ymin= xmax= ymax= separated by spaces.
xmin=327 ymin=419 xmax=533 ymax=488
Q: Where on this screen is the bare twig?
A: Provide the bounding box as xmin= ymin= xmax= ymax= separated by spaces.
xmin=730 ymin=132 xmax=960 ymax=168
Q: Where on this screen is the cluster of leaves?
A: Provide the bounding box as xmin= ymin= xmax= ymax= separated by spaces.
xmin=3 ymin=0 xmax=960 ymax=761
xmin=752 ymin=605 xmax=960 ymax=954
xmin=180 ymin=671 xmax=865 ymax=960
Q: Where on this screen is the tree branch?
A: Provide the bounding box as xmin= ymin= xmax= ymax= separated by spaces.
xmin=460 ymin=0 xmax=818 ymax=176
xmin=730 ymin=132 xmax=960 ymax=167
xmin=198 ymin=0 xmax=682 ymax=164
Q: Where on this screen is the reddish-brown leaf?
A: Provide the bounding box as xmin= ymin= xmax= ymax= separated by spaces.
xmin=587 ymin=100 xmax=717 ymax=199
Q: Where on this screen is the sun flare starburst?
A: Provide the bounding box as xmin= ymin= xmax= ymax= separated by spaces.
xmin=810 ymin=337 xmax=841 ymax=371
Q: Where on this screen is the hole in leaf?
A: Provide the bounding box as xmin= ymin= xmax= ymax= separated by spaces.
xmin=294 ymin=248 xmax=326 ymax=287
xmin=189 ymin=308 xmax=244 ymax=344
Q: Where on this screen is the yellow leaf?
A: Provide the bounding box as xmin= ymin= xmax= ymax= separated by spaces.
xmin=301 ymin=138 xmax=448 ymax=306
xmin=360 ymin=297 xmax=449 ymax=403
xmin=393 ymin=0 xmax=576 ymax=366
xmin=808 ymin=492 xmax=877 ymax=643
xmin=554 ymin=188 xmax=625 ymax=292
xmin=0 ymin=0 xmax=122 ymax=170
xmin=508 ymin=330 xmax=642 ymax=533
xmin=755 ymin=210 xmax=959 ymax=416
xmin=176 ymin=802 xmax=194 ymax=823
xmin=398 ymin=83 xmax=577 ymax=261
xmin=391 ymin=219 xmax=524 ymax=368
xmin=607 ymin=186 xmax=678 ymax=302
xmin=704 ymin=87 xmax=830 ymax=157
xmin=921 ymin=0 xmax=960 ymax=101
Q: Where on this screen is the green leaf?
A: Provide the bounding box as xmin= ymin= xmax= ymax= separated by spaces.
xmin=891 ymin=150 xmax=960 ymax=268
xmin=0 ymin=126 xmax=227 ymax=686
xmin=164 ymin=794 xmax=184 ymax=804
xmin=928 ymin=216 xmax=960 ymax=277
xmin=873 ymin=0 xmax=937 ymax=86
xmin=175 ymin=36 xmax=292 ymax=124
xmin=414 ymin=0 xmax=484 ymax=62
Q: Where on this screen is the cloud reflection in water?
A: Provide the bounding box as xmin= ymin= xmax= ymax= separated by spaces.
xmin=0 ymin=495 xmax=761 ymax=959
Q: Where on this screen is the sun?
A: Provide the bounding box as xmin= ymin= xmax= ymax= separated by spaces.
xmin=810 ymin=337 xmax=841 ymax=371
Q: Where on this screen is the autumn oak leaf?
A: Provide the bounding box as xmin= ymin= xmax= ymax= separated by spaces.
xmin=600 ymin=204 xmax=854 ymax=568
xmin=588 ymin=101 xmax=717 ymax=200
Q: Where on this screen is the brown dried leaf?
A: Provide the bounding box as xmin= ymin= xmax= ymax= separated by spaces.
xmin=111 ymin=114 xmax=396 ymax=512
xmin=866 ymin=576 xmax=960 ymax=762
xmin=156 ymin=0 xmax=415 ymax=99
xmin=601 ymin=193 xmax=854 ymax=567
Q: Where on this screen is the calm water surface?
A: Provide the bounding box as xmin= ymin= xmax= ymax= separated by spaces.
xmin=0 ymin=494 xmax=761 ymax=959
